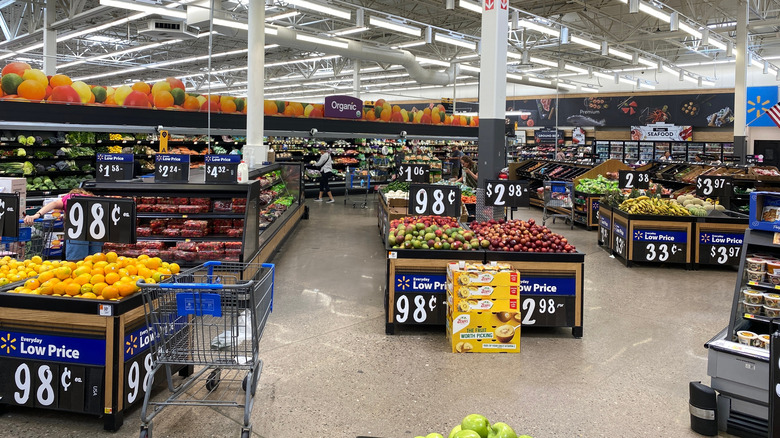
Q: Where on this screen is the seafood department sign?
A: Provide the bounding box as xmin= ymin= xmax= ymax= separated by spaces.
xmin=630 ymin=123 xmax=693 ymax=141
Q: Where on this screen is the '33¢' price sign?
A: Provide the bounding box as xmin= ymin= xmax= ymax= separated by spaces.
xmin=65 ymin=197 xmax=136 ymax=243
xmin=408 ymin=184 xmax=460 ymax=217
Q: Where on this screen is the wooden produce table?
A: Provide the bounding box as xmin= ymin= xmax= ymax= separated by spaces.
xmin=693 ymin=211 xmax=749 ymax=268
xmin=574 ymin=191 xmax=603 ymax=230
xmin=598 ymin=204 xmax=613 ymax=250
xmin=0 ymin=292 xmax=187 ymax=431
xmin=611 ymin=208 xmax=695 ymax=268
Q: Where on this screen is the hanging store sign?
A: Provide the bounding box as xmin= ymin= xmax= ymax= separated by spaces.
xmin=630 ymin=123 xmax=693 ymax=141
xmin=324 ymin=95 xmax=363 ymax=119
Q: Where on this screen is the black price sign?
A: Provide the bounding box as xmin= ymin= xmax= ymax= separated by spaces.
xmin=123 ymin=351 xmax=153 ymax=409
xmin=598 ymin=214 xmax=610 ymax=246
xmin=0 ymin=192 xmax=20 ymax=238
xmin=613 ymin=222 xmax=628 ymax=258
xmin=696 ymin=175 xmax=732 ymax=198
xmin=96 ymin=154 xmax=134 ymax=182
xmin=64 ymin=197 xmax=136 ymax=243
xmin=394 ymin=293 xmax=446 ymax=325
xmin=618 ymin=170 xmax=651 ymax=189
xmin=519 ymin=296 xmax=573 ymax=327
xmin=0 ymin=359 xmax=96 ymax=412
xmin=633 ymin=241 xmax=686 ymax=263
xmin=484 ymin=180 xmax=529 ymax=208
xmin=408 ymin=184 xmax=460 ymax=217
xmin=698 ymin=232 xmax=744 ymax=266
xmin=155 ymin=154 xmax=190 ymax=183
xmin=204 ymin=155 xmax=240 ymax=184
xmin=397 ymin=164 xmax=430 ymax=183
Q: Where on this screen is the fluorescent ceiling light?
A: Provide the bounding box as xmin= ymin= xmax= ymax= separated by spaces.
xmin=681 ymin=74 xmax=698 ymax=84
xmin=459 ymin=64 xmax=480 ymax=73
xmin=416 ymin=56 xmax=450 ymax=67
xmin=459 ymin=0 xmax=482 ymax=14
xmin=457 ymin=53 xmax=479 ymax=60
xmin=638 ymin=2 xmax=670 ymax=22
xmin=593 ymin=71 xmax=613 ymax=80
xmin=556 ymin=82 xmax=577 ymax=90
xmin=331 ymin=26 xmax=369 ymax=36
xmin=370 ymin=16 xmax=421 ymax=36
xmin=637 ymin=57 xmax=657 ymax=68
xmin=564 ymin=64 xmax=588 ymax=74
xmin=529 ymin=56 xmax=558 ymax=68
xmin=571 ymin=36 xmax=601 ymax=50
xmin=286 ymin=0 xmax=351 ymax=20
xmin=608 ymin=48 xmax=633 ymax=61
xmin=266 ymin=54 xmax=340 ymax=67
xmin=507 ymin=52 xmax=523 ymax=60
xmin=86 ymin=35 xmax=124 ymax=44
xmin=435 ymin=33 xmax=476 ymax=50
xmin=701 ymin=79 xmax=716 ymax=86
xmin=214 ymin=18 xmax=248 ymax=30
xmin=617 ymin=76 xmax=635 ymax=85
xmin=581 ymin=86 xmax=599 ymax=92
xmin=60 ymin=40 xmax=182 ymax=69
xmin=519 ymin=19 xmax=560 ymax=37
xmin=662 ymin=65 xmax=679 ymax=75
xmin=0 ymin=42 xmax=43 ymax=60
xmin=678 ymin=22 xmax=702 ymax=39
xmin=296 ymin=33 xmax=349 ymax=49
xmin=266 ymin=11 xmax=300 ymax=21
xmin=391 ymin=40 xmax=426 ymax=49
xmin=506 ymin=73 xmax=523 ymax=81
xmin=751 ymin=57 xmax=764 ymax=68
xmin=99 ymin=0 xmax=186 ymax=19
xmin=527 ymin=77 xmax=552 ymax=85
xmin=677 ymin=59 xmax=734 ymax=66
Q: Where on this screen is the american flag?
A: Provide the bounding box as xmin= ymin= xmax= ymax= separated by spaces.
xmin=767 ymin=102 xmax=780 ymax=128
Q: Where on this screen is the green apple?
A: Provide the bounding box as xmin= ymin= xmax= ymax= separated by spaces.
xmin=487 ymin=422 xmax=517 ymax=438
xmin=461 ymin=414 xmax=490 ymax=438
xmin=426 ymin=434 xmax=445 ymax=438
xmin=517 ymin=436 xmax=534 ymax=438
xmin=448 ymin=425 xmax=462 ymax=438
xmin=453 ymin=431 xmax=481 ymax=438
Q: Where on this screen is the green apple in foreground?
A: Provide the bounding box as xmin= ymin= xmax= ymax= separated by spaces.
xmin=453 ymin=431 xmax=482 ymax=438
xmin=426 ymin=434 xmax=445 ymax=438
xmin=461 ymin=414 xmax=490 ymax=438
xmin=449 ymin=425 xmax=462 ymax=438
xmin=487 ymin=422 xmax=517 ymax=438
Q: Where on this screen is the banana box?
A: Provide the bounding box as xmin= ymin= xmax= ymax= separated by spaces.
xmin=447 ymin=281 xmax=520 ymax=300
xmin=446 ymin=293 xmax=519 ymax=313
xmin=447 ymin=262 xmax=520 ymax=287
xmin=446 ymin=311 xmax=521 ymax=353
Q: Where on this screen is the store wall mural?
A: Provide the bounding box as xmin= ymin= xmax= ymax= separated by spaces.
xmin=506 ymin=92 xmax=735 ymax=129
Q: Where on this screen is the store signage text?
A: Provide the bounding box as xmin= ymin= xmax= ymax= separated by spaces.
xmin=324 ymin=95 xmax=363 ymax=119
xmin=395 ymin=274 xmax=446 ymax=293
xmin=600 ymin=214 xmax=610 ymax=230
xmin=0 ymin=331 xmax=106 ymax=366
xmin=632 ymin=229 xmax=687 ymax=243
xmin=614 ymin=223 xmax=626 ymax=238
xmin=700 ymin=232 xmax=744 ymax=246
xmin=519 ymin=276 xmax=576 ymax=296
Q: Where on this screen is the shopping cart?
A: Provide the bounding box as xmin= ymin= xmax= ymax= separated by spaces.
xmin=0 ymin=218 xmax=57 ymax=260
xmin=542 ymin=180 xmax=574 ymax=229
xmin=344 ymin=166 xmax=371 ymax=209
xmin=137 ymin=261 xmax=275 ymax=438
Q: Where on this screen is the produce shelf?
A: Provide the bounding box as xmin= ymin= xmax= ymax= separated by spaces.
xmin=136 ymin=235 xmax=243 ymax=242
xmin=136 ymin=213 xmax=245 ymax=219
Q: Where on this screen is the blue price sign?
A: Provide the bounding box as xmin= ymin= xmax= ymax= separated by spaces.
xmin=155 ymin=154 xmax=190 ymax=183
xmin=632 ymin=228 xmax=687 ymax=263
xmin=204 ymin=155 xmax=240 ymax=184
xmin=96 ymin=153 xmax=134 ymax=181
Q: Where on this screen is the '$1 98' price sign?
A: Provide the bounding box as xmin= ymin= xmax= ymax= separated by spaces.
xmin=408 ymin=184 xmax=461 ymax=217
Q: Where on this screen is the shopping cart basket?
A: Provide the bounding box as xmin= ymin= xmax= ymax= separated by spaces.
xmin=137 ymin=261 xmax=275 ymax=438
xmin=0 ymin=218 xmax=57 ymax=260
xmin=542 ymin=180 xmax=574 ymax=229
xmin=345 ymin=167 xmax=371 ymax=209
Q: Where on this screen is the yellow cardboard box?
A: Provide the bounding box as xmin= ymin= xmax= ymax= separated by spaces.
xmin=446 ymin=311 xmax=521 ymax=353
xmin=446 ymin=262 xmax=520 ymax=287
xmin=447 ymin=281 xmax=520 ymax=300
xmin=447 ymin=293 xmax=519 ymax=313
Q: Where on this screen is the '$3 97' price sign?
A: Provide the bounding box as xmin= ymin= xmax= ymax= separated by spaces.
xmin=65 ymin=197 xmax=136 ymax=243
xmin=408 ymin=184 xmax=461 ymax=217
xmin=696 ymin=175 xmax=732 ymax=198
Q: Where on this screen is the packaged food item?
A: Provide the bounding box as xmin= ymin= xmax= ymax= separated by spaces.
xmin=764 ymin=293 xmax=780 ymax=308
xmin=233 ymin=219 xmax=244 ymax=228
xmin=767 ymin=261 xmax=780 ymax=275
xmin=758 ymin=334 xmax=771 ymax=350
xmin=213 ymin=226 xmax=231 ymax=235
xmin=224 ymin=255 xmax=240 ymax=262
xmin=156 ymin=197 xmax=174 ymax=205
xmin=137 ymin=227 xmax=153 ymax=237
xmin=197 ymin=242 xmax=225 ymax=251
xmin=737 ymin=330 xmax=757 ymax=346
xmin=198 ymin=250 xmax=225 ymax=261
xmin=183 ymin=220 xmax=209 ymax=230
xmin=173 ymin=250 xmax=198 ymax=262
xmin=170 ymin=197 xmax=189 ymax=205
xmin=763 ymin=206 xmax=780 ymax=222
xmin=159 ymin=250 xmax=173 ymax=260
xmin=213 ymin=200 xmax=232 ymax=212
xmin=136 ymin=204 xmax=156 ymax=213
xmin=175 ymin=241 xmax=198 ymax=251
xmin=768 ymin=273 xmax=780 ymax=285
xmin=232 ymin=197 xmax=247 ymax=206
xmin=746 ymin=257 xmax=767 ymax=272
xmin=225 ymin=248 xmax=242 ymax=257
xmin=212 ymin=219 xmax=232 ymax=227
xmin=145 ymin=249 xmax=160 ymax=257
xmin=136 ymin=241 xmax=167 ymax=250
xmin=179 ymin=205 xmax=208 ymax=214
xmin=225 ymin=241 xmax=242 ymax=250
xmin=227 ymin=229 xmax=243 ymax=238
xmin=746 ymin=269 xmax=766 ymax=283
xmin=181 ymin=229 xmax=206 ymax=238
xmin=149 ymin=219 xmax=168 ymax=228
xmin=159 ymin=205 xmax=178 ymax=214
xmin=139 ymin=197 xmax=157 ymax=204
xmin=232 ymin=205 xmax=246 ymax=214
xmin=122 ymin=249 xmax=141 ymax=258
xmin=743 ymin=301 xmax=763 ymax=315
xmin=162 ymin=228 xmax=182 ymax=237
xmin=743 ymin=289 xmax=764 ymax=304
xmin=765 ymin=306 xmax=780 ymax=318
xmin=190 ymin=197 xmax=210 ymax=206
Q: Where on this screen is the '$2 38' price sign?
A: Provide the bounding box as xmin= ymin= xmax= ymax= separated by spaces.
xmin=65 ymin=197 xmax=136 ymax=243
xmin=408 ymin=184 xmax=461 ymax=217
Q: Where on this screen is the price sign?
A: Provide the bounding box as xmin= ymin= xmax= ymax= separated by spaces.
xmin=613 ymin=222 xmax=628 ymax=258
xmin=484 ymin=180 xmax=529 ymax=208
xmin=598 ymin=213 xmax=610 ymax=246
xmin=697 ymin=175 xmax=732 ymax=198
xmin=698 ymin=232 xmax=743 ymax=266
xmin=155 ymin=154 xmax=190 ymax=183
xmin=0 ymin=192 xmax=20 ymax=238
xmin=618 ymin=170 xmax=651 ymax=189
xmin=408 ymin=184 xmax=460 ymax=217
xmin=632 ymin=229 xmax=688 ymax=264
xmin=96 ymin=154 xmax=133 ymax=182
xmin=394 ymin=293 xmax=446 ymax=325
xmin=519 ymin=296 xmax=572 ymax=327
xmin=64 ymin=196 xmax=136 ymax=243
xmin=397 ymin=164 xmax=430 ymax=183
xmin=204 ymin=155 xmax=240 ymax=184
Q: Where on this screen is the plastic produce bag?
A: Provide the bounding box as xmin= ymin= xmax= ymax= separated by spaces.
xmin=210 ymin=310 xmax=253 ymax=350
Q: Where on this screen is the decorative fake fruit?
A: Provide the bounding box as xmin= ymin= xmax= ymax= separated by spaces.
xmin=17 ymin=80 xmax=46 ymax=100
xmin=170 ymin=87 xmax=186 ymax=105
xmin=1 ymin=61 xmax=31 ymax=77
xmin=91 ymin=86 xmax=107 ymax=103
xmin=123 ymin=90 xmax=149 ymax=107
xmin=1 ymin=73 xmax=23 ymax=95
xmin=113 ymin=85 xmax=133 ymax=105
xmin=49 ymin=85 xmax=81 ymax=103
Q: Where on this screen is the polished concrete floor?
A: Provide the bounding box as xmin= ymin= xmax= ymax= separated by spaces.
xmin=2 ymin=197 xmax=741 ymax=437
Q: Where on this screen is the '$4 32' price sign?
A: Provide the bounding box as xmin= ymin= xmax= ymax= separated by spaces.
xmin=408 ymin=184 xmax=461 ymax=217
xmin=65 ymin=197 xmax=136 ymax=243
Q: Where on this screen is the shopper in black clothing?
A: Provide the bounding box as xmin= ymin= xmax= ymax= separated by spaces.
xmin=313 ymin=149 xmax=335 ymax=203
xmin=450 ymin=145 xmax=464 ymax=179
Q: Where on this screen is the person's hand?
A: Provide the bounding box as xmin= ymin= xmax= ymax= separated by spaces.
xmin=23 ymin=213 xmax=39 ymax=226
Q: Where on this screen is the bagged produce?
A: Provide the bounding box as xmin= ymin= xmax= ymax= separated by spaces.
xmin=150 ymin=219 xmax=167 ymax=228
xmin=232 ymin=205 xmax=246 ymax=214
xmin=190 ymin=197 xmax=210 ymax=206
xmin=178 ymin=205 xmax=208 ymax=214
xmin=173 ymin=250 xmax=198 ymax=262
xmin=213 ymin=226 xmax=231 ymax=235
xmin=232 ymin=197 xmax=247 ymax=206
xmin=175 ymin=242 xmax=199 ymax=251
xmin=156 ymin=197 xmax=174 ymax=205
xmin=137 ymin=227 xmax=152 ymax=237
xmin=170 ymin=197 xmax=189 ymax=205
xmin=183 ymin=220 xmax=209 ymax=230
xmin=136 ymin=204 xmax=155 ymax=213
xmin=226 ymin=249 xmax=242 ymax=257
xmin=136 ymin=241 xmax=167 ymax=250
xmin=225 ymin=241 xmax=242 ymax=250
xmin=213 ymin=200 xmax=232 ymax=212
xmin=233 ymin=219 xmax=244 ymax=228
xmin=139 ymin=197 xmax=157 ymax=204
xmin=197 ymin=242 xmax=225 ymax=251
xmin=158 ymin=205 xmax=178 ymax=213
xmin=162 ymin=228 xmax=182 ymax=237
xmin=181 ymin=229 xmax=206 ymax=238
xmin=227 ymin=229 xmax=242 ymax=238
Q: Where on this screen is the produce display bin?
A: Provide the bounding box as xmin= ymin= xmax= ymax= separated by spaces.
xmin=598 ymin=203 xmax=613 ymax=250
xmin=611 ymin=208 xmax=695 ymax=269
xmin=693 ymin=211 xmax=748 ymax=268
xmin=0 ymin=291 xmax=189 ymax=431
xmin=573 ymin=191 xmax=603 ymax=230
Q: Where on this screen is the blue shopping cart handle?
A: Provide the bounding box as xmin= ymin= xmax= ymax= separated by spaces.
xmin=136 ymin=278 xmax=225 ymax=290
xmin=19 ymin=218 xmax=50 ymax=223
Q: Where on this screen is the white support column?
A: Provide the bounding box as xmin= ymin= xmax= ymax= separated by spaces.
xmin=42 ymin=0 xmax=57 ymax=75
xmin=353 ymin=60 xmax=360 ymax=98
xmin=733 ymin=0 xmax=748 ymax=160
xmin=244 ymin=0 xmax=266 ymax=168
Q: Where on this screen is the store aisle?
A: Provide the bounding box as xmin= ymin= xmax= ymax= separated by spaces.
xmin=1 ymin=198 xmax=739 ymax=437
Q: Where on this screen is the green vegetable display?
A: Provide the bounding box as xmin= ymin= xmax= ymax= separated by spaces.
xmin=575 ymin=175 xmax=617 ymax=194
xmin=434 ymin=180 xmax=474 ymax=196
xmin=381 ymin=180 xmax=410 ymax=193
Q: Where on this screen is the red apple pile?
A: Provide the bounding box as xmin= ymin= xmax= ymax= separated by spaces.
xmin=388 ymin=215 xmax=477 ymax=250
xmin=469 ymin=218 xmax=576 ymax=253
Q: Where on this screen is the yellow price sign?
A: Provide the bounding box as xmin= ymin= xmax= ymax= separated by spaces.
xmin=748 ymin=281 xmax=758 ymax=286
xmin=744 ymin=313 xmax=754 ymax=319
xmin=159 ymin=130 xmax=169 ymax=153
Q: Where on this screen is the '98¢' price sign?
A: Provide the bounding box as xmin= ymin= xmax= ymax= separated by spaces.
xmin=65 ymin=197 xmax=136 ymax=243
xmin=408 ymin=184 xmax=461 ymax=217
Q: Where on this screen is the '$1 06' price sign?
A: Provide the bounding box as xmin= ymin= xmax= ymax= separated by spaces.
xmin=408 ymin=184 xmax=461 ymax=217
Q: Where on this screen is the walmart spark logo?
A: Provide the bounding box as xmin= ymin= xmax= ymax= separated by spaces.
xmin=701 ymin=233 xmax=712 ymax=244
xmin=1 ymin=333 xmax=16 ymax=354
xmin=748 ymin=95 xmax=772 ymax=121
xmin=633 ymin=231 xmax=644 ymax=240
xmin=396 ymin=275 xmax=411 ymax=291
xmin=125 ymin=334 xmax=138 ymax=357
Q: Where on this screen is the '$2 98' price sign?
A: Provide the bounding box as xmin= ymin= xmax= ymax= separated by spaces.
xmin=484 ymin=179 xmax=529 ymax=208
xmin=408 ymin=184 xmax=461 ymax=217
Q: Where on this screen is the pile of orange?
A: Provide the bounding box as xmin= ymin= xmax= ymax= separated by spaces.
xmin=7 ymin=252 xmax=180 ymax=301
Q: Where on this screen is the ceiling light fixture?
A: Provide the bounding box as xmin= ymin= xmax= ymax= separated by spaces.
xmin=556 ymin=82 xmax=577 ymax=90
xmin=564 ymin=64 xmax=588 ymax=74
xmin=416 ymin=56 xmax=450 ymax=67
xmin=266 ymin=11 xmax=300 ymax=21
xmin=330 ymin=26 xmax=369 ymax=36
xmin=286 ymin=0 xmax=351 ymax=20
xmin=527 ymin=77 xmax=552 ymax=85
xmin=99 ymin=0 xmax=186 ymax=19
xmin=60 ymin=40 xmax=182 ymax=69
xmin=518 ymin=19 xmax=560 ymax=37
xmin=295 ymin=33 xmax=349 ymax=49
xmin=435 ymin=33 xmax=477 ymax=50
xmin=458 ymin=0 xmax=482 ymax=14
xmin=581 ymin=86 xmax=599 ymax=92
xmin=529 ymin=56 xmax=558 ymax=68
xmin=391 ymin=40 xmax=427 ymax=49
xmin=608 ymin=48 xmax=633 ymax=61
xmin=638 ymin=2 xmax=670 ymax=22
xmin=213 ymin=18 xmax=248 ymax=30
xmin=506 ymin=73 xmax=523 ymax=81
xmin=571 ymin=36 xmax=601 ymax=50
xmin=459 ymin=64 xmax=480 ymax=73
xmin=369 ymin=16 xmax=421 ymax=36
xmin=592 ymin=71 xmax=613 ymax=80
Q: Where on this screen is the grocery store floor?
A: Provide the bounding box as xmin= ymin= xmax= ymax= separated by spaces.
xmin=3 ymin=197 xmax=740 ymax=438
